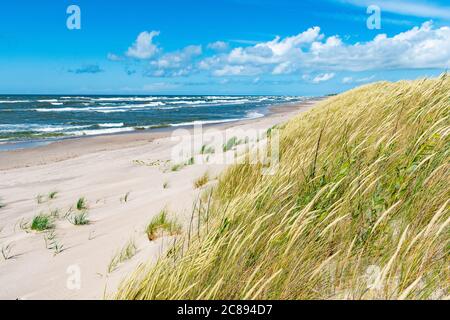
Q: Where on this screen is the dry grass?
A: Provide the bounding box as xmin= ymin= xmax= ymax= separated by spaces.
xmin=194 ymin=172 xmax=209 ymax=189
xmin=146 ymin=210 xmax=182 ymax=241
xmin=117 ymin=75 xmax=449 ymax=300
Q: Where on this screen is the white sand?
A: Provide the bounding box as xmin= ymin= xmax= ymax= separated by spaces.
xmin=0 ymin=100 xmax=319 ymax=299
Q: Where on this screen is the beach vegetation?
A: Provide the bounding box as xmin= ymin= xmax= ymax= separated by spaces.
xmin=117 ymin=75 xmax=450 ymax=300
xmin=76 ymin=197 xmax=88 ymax=211
xmin=68 ymin=211 xmax=89 ymax=226
xmin=146 ymin=209 xmax=182 ymax=241
xmin=194 ymin=172 xmax=209 ymax=189
xmin=31 ymin=214 xmax=54 ymax=232
xmin=108 ymin=239 xmax=137 ymax=273
xmin=1 ymin=243 xmax=14 ymax=260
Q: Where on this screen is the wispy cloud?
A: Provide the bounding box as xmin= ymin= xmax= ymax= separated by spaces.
xmin=68 ymin=65 xmax=104 ymax=74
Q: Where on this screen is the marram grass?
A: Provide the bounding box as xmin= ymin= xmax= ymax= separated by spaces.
xmin=117 ymin=75 xmax=449 ymax=300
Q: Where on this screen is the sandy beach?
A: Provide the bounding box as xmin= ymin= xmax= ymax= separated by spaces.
xmin=0 ymin=99 xmax=320 ymax=300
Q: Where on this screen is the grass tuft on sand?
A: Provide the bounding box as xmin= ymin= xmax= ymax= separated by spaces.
xmin=117 ymin=75 xmax=449 ymax=300
xmin=146 ymin=210 xmax=182 ymax=241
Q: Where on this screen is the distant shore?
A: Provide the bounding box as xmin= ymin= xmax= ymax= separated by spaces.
xmin=0 ymin=99 xmax=323 ymax=170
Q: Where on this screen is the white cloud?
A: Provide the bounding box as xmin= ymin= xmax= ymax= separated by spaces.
xmin=208 ymin=41 xmax=229 ymax=51
xmin=199 ymin=22 xmax=450 ymax=76
xmin=149 ymin=45 xmax=202 ymax=77
xmin=312 ymin=73 xmax=335 ymax=83
xmin=126 ymin=31 xmax=160 ymax=59
xmin=342 ymin=75 xmax=376 ymax=84
xmin=107 ymin=53 xmax=122 ymax=61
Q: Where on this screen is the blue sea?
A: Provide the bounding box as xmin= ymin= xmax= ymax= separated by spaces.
xmin=0 ymin=95 xmax=306 ymax=149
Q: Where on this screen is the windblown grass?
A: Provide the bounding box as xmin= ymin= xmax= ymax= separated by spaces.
xmin=108 ymin=239 xmax=138 ymax=273
xmin=117 ymin=75 xmax=449 ymax=300
xmin=146 ymin=210 xmax=182 ymax=241
xmin=194 ymin=172 xmax=210 ymax=189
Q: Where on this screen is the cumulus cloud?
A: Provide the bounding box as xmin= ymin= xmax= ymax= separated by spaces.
xmin=207 ymin=41 xmax=229 ymax=51
xmin=68 ymin=65 xmax=104 ymax=74
xmin=199 ymin=22 xmax=450 ymax=77
xmin=148 ymin=45 xmax=202 ymax=77
xmin=126 ymin=31 xmax=160 ymax=59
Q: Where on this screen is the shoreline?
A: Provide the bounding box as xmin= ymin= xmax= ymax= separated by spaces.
xmin=0 ymin=98 xmax=322 ymax=299
xmin=0 ymin=99 xmax=322 ymax=171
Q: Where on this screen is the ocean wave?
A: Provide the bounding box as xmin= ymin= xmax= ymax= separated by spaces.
xmin=67 ymin=127 xmax=135 ymax=136
xmin=0 ymin=100 xmax=31 ymax=103
xmin=37 ymin=99 xmax=59 ymax=103
xmin=97 ymin=123 xmax=124 ymax=128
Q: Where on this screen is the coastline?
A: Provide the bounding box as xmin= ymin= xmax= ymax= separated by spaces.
xmin=0 ymin=98 xmax=322 ymax=299
xmin=0 ymin=98 xmax=322 ymax=171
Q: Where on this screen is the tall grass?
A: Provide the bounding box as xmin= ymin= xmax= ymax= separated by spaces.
xmin=117 ymin=75 xmax=449 ymax=300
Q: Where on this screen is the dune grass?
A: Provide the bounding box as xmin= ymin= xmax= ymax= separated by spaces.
xmin=76 ymin=197 xmax=88 ymax=211
xmin=194 ymin=172 xmax=210 ymax=189
xmin=68 ymin=211 xmax=90 ymax=226
xmin=117 ymin=75 xmax=449 ymax=300
xmin=31 ymin=214 xmax=54 ymax=232
xmin=108 ymin=239 xmax=138 ymax=273
xmin=146 ymin=210 xmax=182 ymax=241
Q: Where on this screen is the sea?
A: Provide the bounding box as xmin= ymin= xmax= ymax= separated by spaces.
xmin=0 ymin=95 xmax=307 ymax=150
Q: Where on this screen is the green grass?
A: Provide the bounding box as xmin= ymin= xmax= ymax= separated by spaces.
xmin=31 ymin=214 xmax=54 ymax=232
xmin=186 ymin=157 xmax=195 ymax=165
xmin=117 ymin=75 xmax=450 ymax=300
xmin=48 ymin=191 xmax=58 ymax=200
xmin=146 ymin=210 xmax=182 ymax=241
xmin=194 ymin=172 xmax=209 ymax=189
xmin=201 ymin=144 xmax=215 ymax=154
xmin=171 ymin=163 xmax=184 ymax=172
xmin=68 ymin=211 xmax=90 ymax=226
xmin=222 ymin=136 xmax=241 ymax=152
xmin=108 ymin=239 xmax=138 ymax=273
xmin=76 ymin=197 xmax=88 ymax=211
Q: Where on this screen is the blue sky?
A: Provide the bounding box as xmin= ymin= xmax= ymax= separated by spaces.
xmin=0 ymin=0 xmax=449 ymax=95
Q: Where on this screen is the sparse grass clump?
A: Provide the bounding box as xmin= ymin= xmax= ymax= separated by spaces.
xmin=31 ymin=214 xmax=53 ymax=232
xmin=194 ymin=172 xmax=209 ymax=189
xmin=108 ymin=239 xmax=137 ymax=273
xmin=171 ymin=163 xmax=184 ymax=172
xmin=120 ymin=192 xmax=131 ymax=203
xmin=117 ymin=75 xmax=450 ymax=300
xmin=68 ymin=211 xmax=89 ymax=226
xmin=222 ymin=136 xmax=241 ymax=152
xmin=48 ymin=191 xmax=58 ymax=200
xmin=0 ymin=198 xmax=5 ymax=209
xmin=146 ymin=210 xmax=182 ymax=241
xmin=201 ymin=144 xmax=215 ymax=154
xmin=76 ymin=197 xmax=88 ymax=211
xmin=1 ymin=243 xmax=14 ymax=260
xmin=163 ymin=181 xmax=169 ymax=189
